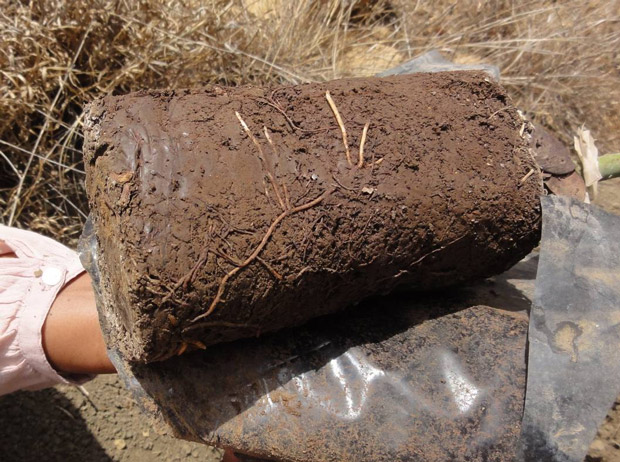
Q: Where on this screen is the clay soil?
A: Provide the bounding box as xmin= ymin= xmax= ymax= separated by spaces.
xmin=84 ymin=71 xmax=541 ymax=364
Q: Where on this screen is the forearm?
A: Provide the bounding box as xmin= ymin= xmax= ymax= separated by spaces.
xmin=43 ymin=271 xmax=115 ymax=375
xmin=1 ymin=226 xmax=115 ymax=396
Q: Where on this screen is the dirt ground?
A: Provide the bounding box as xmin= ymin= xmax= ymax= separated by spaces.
xmin=1 ymin=179 xmax=618 ymax=462
xmin=0 ymin=375 xmax=222 ymax=462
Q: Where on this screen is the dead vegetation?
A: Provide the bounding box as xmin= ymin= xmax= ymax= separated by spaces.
xmin=1 ymin=0 xmax=618 ymax=245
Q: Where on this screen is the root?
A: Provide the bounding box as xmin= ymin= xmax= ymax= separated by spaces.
xmin=183 ymin=321 xmax=256 ymax=333
xmin=266 ymin=88 xmax=305 ymax=132
xmin=162 ymin=247 xmax=209 ymax=303
xmin=175 ymin=339 xmax=206 ymax=356
xmin=263 ymin=126 xmax=292 ymax=211
xmin=190 ymin=188 xmax=334 ymax=323
xmin=325 ymin=92 xmax=372 ymax=170
xmin=282 ymin=182 xmax=291 ymax=210
xmin=325 ymin=91 xmax=352 ymax=166
xmin=257 ymin=256 xmax=283 ymax=280
xmin=190 ymin=340 xmax=207 ymax=350
xmin=409 ymin=235 xmax=467 ymax=267
xmin=518 ymin=168 xmax=535 ymax=186
xmin=299 ymin=213 xmax=325 ymax=261
xmin=176 ymin=342 xmax=188 ymax=356
xmin=331 ymin=173 xmax=355 ymax=191
xmin=265 ymin=89 xmax=331 ymax=134
xmin=236 ymin=111 xmax=287 ymax=211
xmin=358 ymin=121 xmax=370 ymax=168
xmin=213 ymin=249 xmax=242 ymax=266
xmin=168 ymin=314 xmax=179 ymax=326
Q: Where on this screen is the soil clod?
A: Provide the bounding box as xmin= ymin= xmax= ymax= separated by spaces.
xmin=83 ymin=71 xmax=542 ymax=363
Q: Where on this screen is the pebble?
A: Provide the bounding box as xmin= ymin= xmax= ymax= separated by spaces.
xmin=114 ymin=438 xmax=127 ymax=450
xmin=589 ymin=439 xmax=606 ymax=458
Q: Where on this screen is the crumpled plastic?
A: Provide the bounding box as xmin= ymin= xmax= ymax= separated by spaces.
xmin=80 ymin=213 xmax=535 ymax=461
xmin=520 ymin=196 xmax=620 ymax=462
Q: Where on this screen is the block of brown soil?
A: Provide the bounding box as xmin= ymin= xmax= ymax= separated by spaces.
xmin=83 ymin=71 xmax=542 ymax=363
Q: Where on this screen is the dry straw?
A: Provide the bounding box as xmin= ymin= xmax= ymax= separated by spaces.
xmin=1 ymin=0 xmax=619 ymax=245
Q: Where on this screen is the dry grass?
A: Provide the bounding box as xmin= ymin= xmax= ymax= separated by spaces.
xmin=1 ymin=0 xmax=618 ymax=245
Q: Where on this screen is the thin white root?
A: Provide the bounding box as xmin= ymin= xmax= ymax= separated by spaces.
xmin=519 ymin=168 xmax=535 ymax=185
xmin=263 ymin=125 xmax=274 ymax=145
xmin=325 ymin=91 xmax=352 ymax=166
xmin=235 ymin=111 xmax=250 ymax=132
xmin=358 ymin=121 xmax=370 ymax=168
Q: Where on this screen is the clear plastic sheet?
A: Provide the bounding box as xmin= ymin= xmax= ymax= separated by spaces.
xmin=520 ymin=196 xmax=620 ymax=461
xmin=377 ymin=49 xmax=500 ymax=81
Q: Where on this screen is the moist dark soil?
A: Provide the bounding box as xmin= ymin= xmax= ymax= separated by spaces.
xmin=83 ymin=71 xmax=542 ymax=363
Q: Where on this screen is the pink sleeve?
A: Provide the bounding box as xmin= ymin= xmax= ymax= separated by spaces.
xmin=0 ymin=225 xmax=91 ymax=395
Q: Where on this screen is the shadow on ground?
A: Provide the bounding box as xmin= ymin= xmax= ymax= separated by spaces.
xmin=0 ymin=388 xmax=111 ymax=462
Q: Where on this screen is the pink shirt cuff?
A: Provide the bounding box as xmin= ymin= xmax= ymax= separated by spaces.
xmin=0 ymin=225 xmax=92 ymax=395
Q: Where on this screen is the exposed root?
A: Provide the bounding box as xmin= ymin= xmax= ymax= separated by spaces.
xmin=190 ymin=188 xmax=334 ymax=323
xmin=282 ymin=182 xmax=291 ymax=210
xmin=358 ymin=121 xmax=370 ymax=168
xmin=488 ymin=107 xmax=510 ymax=120
xmin=264 ymin=99 xmax=301 ymax=132
xmin=519 ymin=168 xmax=535 ymax=186
xmin=331 ymin=173 xmax=356 ymax=191
xmin=162 ymin=247 xmax=209 ymax=303
xmin=263 ymin=125 xmax=275 ymax=146
xmin=167 ymin=314 xmax=179 ymax=326
xmin=287 ymin=266 xmax=312 ymax=282
xmin=190 ymin=340 xmax=207 ymax=350
xmin=263 ymin=126 xmax=292 ymax=211
xmin=236 ymin=111 xmax=287 ymax=211
xmin=299 ymin=213 xmax=325 ymax=261
xmin=183 ymin=321 xmax=256 ymax=333
xmin=409 ymin=235 xmax=467 ymax=267
xmin=325 ymin=92 xmax=371 ymax=169
xmin=257 ymin=256 xmax=283 ymax=280
xmin=266 ymin=88 xmax=304 ymax=132
xmin=325 ymin=91 xmax=352 ymax=166
xmin=213 ymin=249 xmax=242 ymax=266
xmin=374 ymin=235 xmax=468 ymax=286
xmin=265 ymin=89 xmax=331 ymax=134
xmin=176 ymin=342 xmax=188 ymax=356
